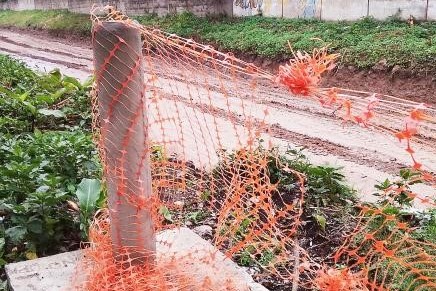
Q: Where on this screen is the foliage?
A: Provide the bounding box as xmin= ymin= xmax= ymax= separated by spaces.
xmin=0 ymin=9 xmax=91 ymax=36
xmin=214 ymin=144 xmax=357 ymax=269
xmin=412 ymin=209 xmax=436 ymax=243
xmin=1 ymin=10 xmax=435 ymax=70
xmin=351 ymin=172 xmax=436 ymax=290
xmin=0 ymin=55 xmax=93 ymax=134
xmin=270 ymin=147 xmax=356 ymax=207
xmin=159 ymin=205 xmax=174 ymax=223
xmin=135 ymin=13 xmax=436 ymax=71
xmin=374 ymin=168 xmax=423 ymax=207
xmin=0 ymin=55 xmax=100 ymax=286
xmin=75 ymin=178 xmax=103 ymax=239
xmin=0 ymin=131 xmax=100 ymax=260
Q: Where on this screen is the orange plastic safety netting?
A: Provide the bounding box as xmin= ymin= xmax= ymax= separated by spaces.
xmin=72 ymin=7 xmax=435 ymax=291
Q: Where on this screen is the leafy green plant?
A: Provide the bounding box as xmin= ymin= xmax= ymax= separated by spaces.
xmin=0 ymin=9 xmax=91 ymax=36
xmin=0 ymin=10 xmax=435 ymax=70
xmin=185 ymin=210 xmax=206 ymax=225
xmin=75 ymin=178 xmax=103 ymax=239
xmin=214 ymin=143 xmax=357 ymax=271
xmin=412 ymin=209 xmax=436 ymax=243
xmin=159 ymin=206 xmax=174 ymax=223
xmin=0 ymin=55 xmax=93 ymax=134
xmin=0 ymin=131 xmax=100 ymax=262
xmin=0 ymin=56 xmax=100 ymax=286
xmin=135 ymin=12 xmax=436 ymax=71
xmin=374 ymin=168 xmax=422 ymax=207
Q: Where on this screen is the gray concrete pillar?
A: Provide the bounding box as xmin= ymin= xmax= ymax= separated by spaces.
xmin=92 ymin=21 xmax=155 ymax=265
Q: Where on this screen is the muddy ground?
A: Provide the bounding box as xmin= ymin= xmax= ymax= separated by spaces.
xmin=0 ymin=26 xmax=435 ymax=208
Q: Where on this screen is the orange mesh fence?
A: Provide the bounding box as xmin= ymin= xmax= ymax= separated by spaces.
xmin=72 ymin=7 xmax=435 ymax=291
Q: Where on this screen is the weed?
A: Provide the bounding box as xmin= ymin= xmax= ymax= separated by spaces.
xmin=0 ymin=9 xmax=91 ymax=36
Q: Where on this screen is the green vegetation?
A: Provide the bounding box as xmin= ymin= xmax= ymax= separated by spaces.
xmin=136 ymin=13 xmax=436 ymax=71
xmin=0 ymin=9 xmax=90 ymax=36
xmin=0 ymin=10 xmax=435 ymax=71
xmin=0 ymin=54 xmax=101 ymax=286
xmin=351 ymin=171 xmax=436 ymax=290
xmin=213 ymin=145 xmax=357 ymax=268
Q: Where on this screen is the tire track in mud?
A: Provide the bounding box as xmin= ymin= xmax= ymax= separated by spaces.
xmin=0 ymin=46 xmax=92 ymax=72
xmin=0 ymin=28 xmax=432 ymax=172
xmin=0 ymin=35 xmax=93 ymax=62
xmin=159 ymin=92 xmax=408 ymax=174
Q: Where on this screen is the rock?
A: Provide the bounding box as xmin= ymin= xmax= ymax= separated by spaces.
xmin=373 ymin=59 xmax=388 ymax=71
xmin=193 ymin=225 xmax=213 ymax=238
xmin=391 ymin=65 xmax=402 ymax=78
xmin=173 ymin=200 xmax=184 ymax=208
xmin=347 ymin=65 xmax=355 ymax=71
xmin=261 ymin=58 xmax=273 ymax=67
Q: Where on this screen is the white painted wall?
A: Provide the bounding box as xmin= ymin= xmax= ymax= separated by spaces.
xmin=321 ymin=0 xmax=368 ymax=21
xmin=261 ymin=0 xmax=283 ymax=17
xmin=427 ymin=0 xmax=436 ymax=20
xmin=16 ymin=0 xmax=34 ymax=10
xmin=232 ymin=0 xmax=436 ymax=20
xmin=369 ymin=0 xmax=428 ymax=20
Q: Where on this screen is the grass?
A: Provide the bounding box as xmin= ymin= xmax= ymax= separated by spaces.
xmin=0 ymin=9 xmax=91 ymax=36
xmin=2 ymin=9 xmax=435 ymax=70
xmin=135 ymin=13 xmax=436 ymax=71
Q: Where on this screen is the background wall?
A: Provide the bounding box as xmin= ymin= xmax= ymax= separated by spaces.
xmin=0 ymin=0 xmax=232 ymax=16
xmin=233 ymin=0 xmax=436 ymax=21
xmin=1 ymin=0 xmax=435 ymax=21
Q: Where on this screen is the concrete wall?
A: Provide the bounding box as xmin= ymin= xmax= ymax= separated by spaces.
xmin=369 ymin=0 xmax=428 ymax=20
xmin=233 ymin=0 xmax=436 ymax=21
xmin=429 ymin=0 xmax=436 ymax=20
xmin=322 ymin=0 xmax=368 ymax=21
xmin=1 ymin=0 xmax=435 ymax=20
xmin=34 ymin=0 xmax=68 ymax=10
xmin=0 ymin=0 xmax=232 ymax=16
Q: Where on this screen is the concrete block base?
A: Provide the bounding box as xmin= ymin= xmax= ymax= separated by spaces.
xmin=6 ymin=227 xmax=267 ymax=291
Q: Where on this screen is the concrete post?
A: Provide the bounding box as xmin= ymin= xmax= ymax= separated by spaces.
xmin=92 ymin=21 xmax=155 ymax=265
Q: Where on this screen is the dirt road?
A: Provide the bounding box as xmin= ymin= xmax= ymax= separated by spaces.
xmin=1 ymin=28 xmax=434 ymax=207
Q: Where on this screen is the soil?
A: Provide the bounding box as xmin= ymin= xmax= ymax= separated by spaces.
xmin=237 ymin=54 xmax=436 ymax=107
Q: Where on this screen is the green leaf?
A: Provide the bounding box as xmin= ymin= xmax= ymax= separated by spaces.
xmin=25 ymin=251 xmax=38 ymax=260
xmin=18 ymin=91 xmax=30 ymax=101
xmin=159 ymin=205 xmax=173 ymax=223
xmin=23 ymin=101 xmax=36 ymax=115
xmin=27 ymin=218 xmax=43 ymax=234
xmin=82 ymin=75 xmax=95 ymax=88
xmin=50 ymin=87 xmax=68 ymax=100
xmin=5 ymin=226 xmax=27 ymax=244
xmin=314 ymin=214 xmax=327 ymax=232
xmin=48 ymin=69 xmax=62 ymax=81
xmin=62 ymin=76 xmax=81 ymax=89
xmin=75 ymin=178 xmax=101 ymax=213
xmin=0 ymin=238 xmax=5 ymax=253
xmin=38 ymin=109 xmax=65 ymax=118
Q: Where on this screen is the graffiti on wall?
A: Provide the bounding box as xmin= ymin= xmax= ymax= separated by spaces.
xmin=301 ymin=0 xmax=318 ymax=18
xmin=234 ymin=0 xmax=320 ymax=18
xmin=234 ymin=0 xmax=263 ymax=9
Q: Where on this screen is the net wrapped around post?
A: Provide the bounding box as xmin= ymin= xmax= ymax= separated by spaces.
xmin=72 ymin=6 xmax=435 ymax=291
